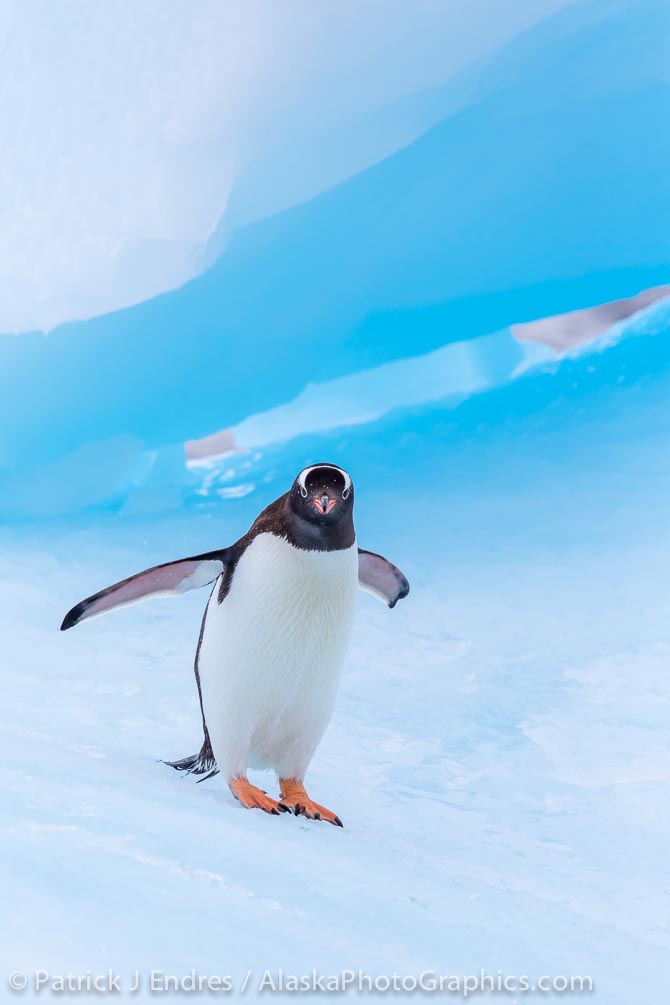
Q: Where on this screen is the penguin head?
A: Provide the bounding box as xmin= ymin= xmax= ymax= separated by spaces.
xmin=290 ymin=464 xmax=354 ymax=529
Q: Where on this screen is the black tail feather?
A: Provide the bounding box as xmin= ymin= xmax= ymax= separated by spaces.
xmin=196 ymin=767 xmax=220 ymax=783
xmin=164 ymin=735 xmax=218 ymax=778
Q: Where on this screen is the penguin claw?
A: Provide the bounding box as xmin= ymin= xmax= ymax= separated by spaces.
xmin=294 ymin=799 xmax=342 ymax=827
xmin=278 ymin=779 xmax=344 ymax=827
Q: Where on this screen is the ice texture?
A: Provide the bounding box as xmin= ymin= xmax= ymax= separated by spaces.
xmin=0 ymin=0 xmax=569 ymax=333
xmin=1 ymin=0 xmax=668 ymax=520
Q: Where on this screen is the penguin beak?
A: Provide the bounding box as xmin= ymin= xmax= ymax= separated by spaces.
xmin=313 ymin=495 xmax=337 ymax=515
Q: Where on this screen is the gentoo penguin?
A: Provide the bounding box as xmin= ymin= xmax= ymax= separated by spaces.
xmin=61 ymin=464 xmax=409 ymax=825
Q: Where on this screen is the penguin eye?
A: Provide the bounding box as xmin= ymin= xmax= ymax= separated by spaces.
xmin=300 ymin=484 xmax=308 ymax=498
xmin=342 ymin=486 xmax=350 ymax=500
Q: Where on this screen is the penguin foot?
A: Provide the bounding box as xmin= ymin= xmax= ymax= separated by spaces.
xmin=278 ymin=778 xmax=343 ymax=827
xmin=230 ymin=777 xmax=286 ymax=816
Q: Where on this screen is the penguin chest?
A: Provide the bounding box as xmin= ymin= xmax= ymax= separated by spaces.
xmin=199 ymin=533 xmax=358 ymax=742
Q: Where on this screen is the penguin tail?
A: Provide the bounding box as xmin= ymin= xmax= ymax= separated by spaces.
xmin=164 ymin=736 xmax=219 ymax=780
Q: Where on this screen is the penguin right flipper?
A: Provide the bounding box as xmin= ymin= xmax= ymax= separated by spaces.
xmin=61 ymin=549 xmax=232 ymax=631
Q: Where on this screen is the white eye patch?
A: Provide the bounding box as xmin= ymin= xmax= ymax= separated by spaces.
xmin=297 ymin=464 xmax=352 ymax=498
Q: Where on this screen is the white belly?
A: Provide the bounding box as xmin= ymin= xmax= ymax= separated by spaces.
xmin=198 ymin=533 xmax=358 ymax=781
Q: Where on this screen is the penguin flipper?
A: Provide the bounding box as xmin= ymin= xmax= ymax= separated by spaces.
xmin=61 ymin=549 xmax=231 ymax=630
xmin=358 ymin=549 xmax=410 ymax=608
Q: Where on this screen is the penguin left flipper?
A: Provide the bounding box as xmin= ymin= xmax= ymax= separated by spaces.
xmin=60 ymin=549 xmax=231 ymax=631
xmin=358 ymin=549 xmax=410 ymax=609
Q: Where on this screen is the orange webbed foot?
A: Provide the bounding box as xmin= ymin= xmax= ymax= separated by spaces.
xmin=230 ymin=777 xmax=286 ymax=815
xmin=278 ymin=778 xmax=343 ymax=827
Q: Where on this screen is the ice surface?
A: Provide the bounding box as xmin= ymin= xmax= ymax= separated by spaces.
xmin=1 ymin=0 xmax=668 ymax=519
xmin=187 ymin=293 xmax=667 ymax=460
xmin=0 ymin=0 xmax=568 ymax=333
